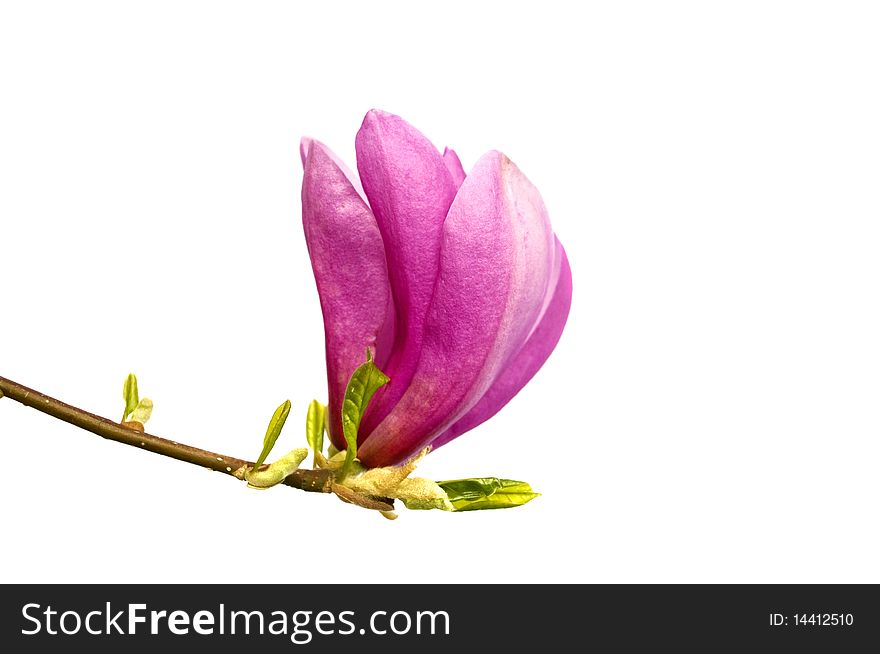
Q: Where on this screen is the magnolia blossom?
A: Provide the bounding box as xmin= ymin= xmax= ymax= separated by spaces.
xmin=301 ymin=110 xmax=572 ymax=468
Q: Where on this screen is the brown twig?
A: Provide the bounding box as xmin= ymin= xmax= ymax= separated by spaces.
xmin=0 ymin=375 xmax=333 ymax=493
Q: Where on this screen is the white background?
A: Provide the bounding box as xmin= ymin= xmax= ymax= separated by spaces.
xmin=1 ymin=1 xmax=878 ymax=583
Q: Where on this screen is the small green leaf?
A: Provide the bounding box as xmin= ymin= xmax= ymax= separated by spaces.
xmin=122 ymin=373 xmax=139 ymax=420
xmin=437 ymin=478 xmax=540 ymax=511
xmin=340 ymin=351 xmax=389 ymax=478
xmin=305 ymin=400 xmax=326 ymax=460
xmin=254 ymin=400 xmax=291 ymax=470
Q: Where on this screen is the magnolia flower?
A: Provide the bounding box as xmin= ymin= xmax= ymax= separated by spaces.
xmin=301 ymin=110 xmax=572 ymax=468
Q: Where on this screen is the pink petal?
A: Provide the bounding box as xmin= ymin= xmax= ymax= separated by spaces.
xmin=301 ymin=137 xmax=367 ymax=202
xmin=442 ymin=147 xmax=467 ymax=190
xmin=430 ymin=238 xmax=572 ymax=449
xmin=301 ymin=139 xmax=395 ymax=449
xmin=358 ymin=151 xmax=556 ymax=467
xmin=354 ymin=109 xmax=458 ymax=438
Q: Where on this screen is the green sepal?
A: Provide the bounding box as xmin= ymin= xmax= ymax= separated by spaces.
xmin=340 ymin=350 xmax=389 ymax=479
xmin=401 ymin=497 xmax=453 ymax=511
xmin=305 ymin=400 xmax=326 ymax=459
xmin=245 ymin=448 xmax=308 ymax=489
xmin=254 ymin=400 xmax=291 ymax=470
xmin=122 ymin=373 xmax=139 ymax=420
xmin=129 ymin=398 xmax=153 ymax=425
xmin=437 ymin=478 xmax=540 ymax=511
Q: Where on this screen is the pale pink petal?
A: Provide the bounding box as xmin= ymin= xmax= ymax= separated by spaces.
xmin=358 ymin=151 xmax=555 ymax=466
xmin=431 ymin=239 xmax=572 ymax=449
xmin=442 ymin=147 xmax=467 ymax=190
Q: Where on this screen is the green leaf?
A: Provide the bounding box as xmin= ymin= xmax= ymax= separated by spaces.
xmin=254 ymin=400 xmax=291 ymax=470
xmin=437 ymin=478 xmax=540 ymax=511
xmin=305 ymin=400 xmax=326 ymax=459
xmin=122 ymin=373 xmax=139 ymax=420
xmin=340 ymin=351 xmax=389 ymax=478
